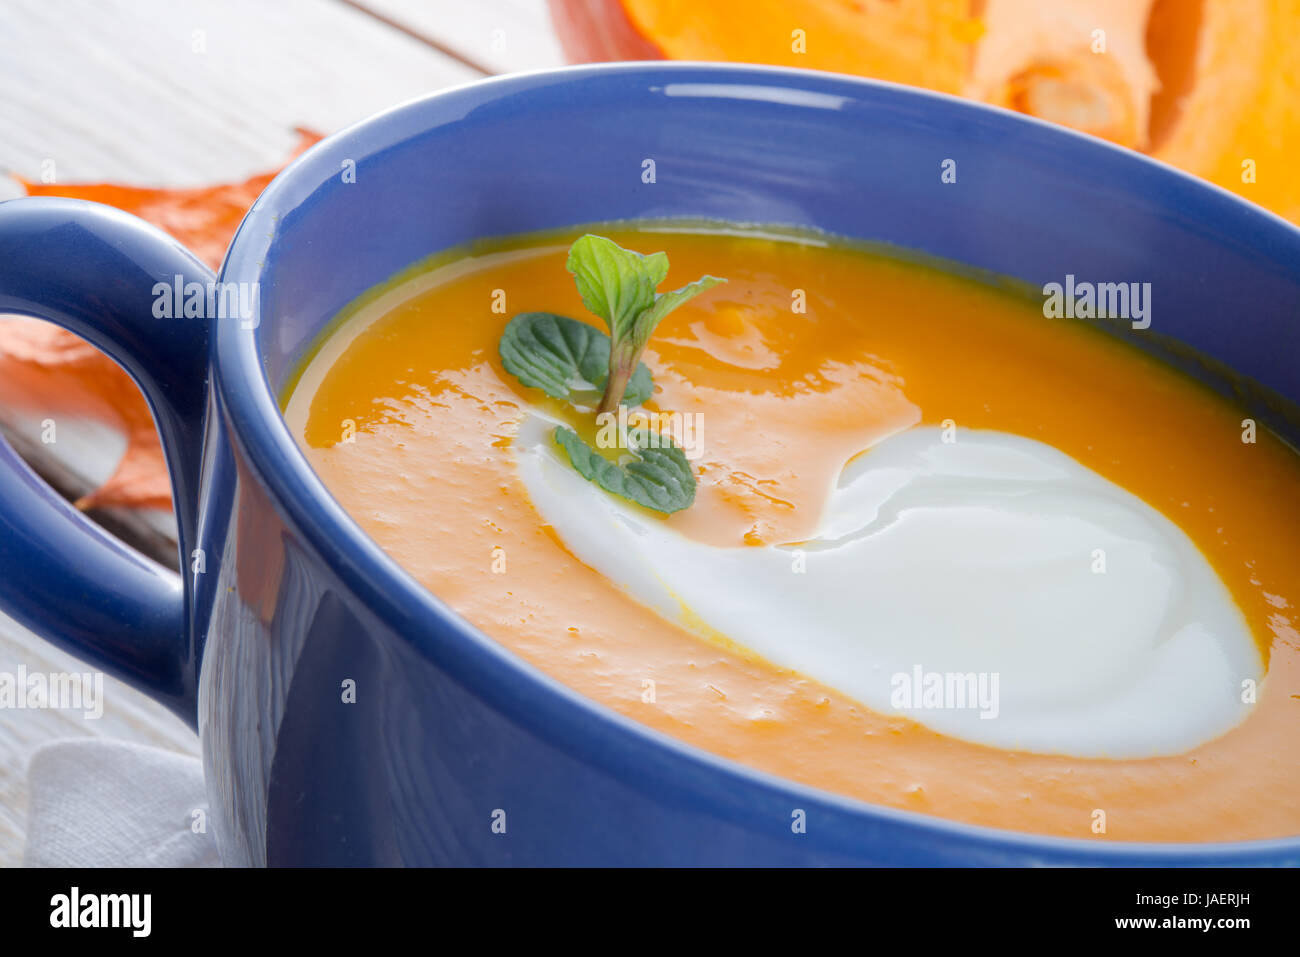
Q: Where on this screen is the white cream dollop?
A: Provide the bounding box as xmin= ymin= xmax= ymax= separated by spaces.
xmin=514 ymin=419 xmax=1261 ymax=758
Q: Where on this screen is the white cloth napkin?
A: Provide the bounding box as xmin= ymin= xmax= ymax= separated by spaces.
xmin=23 ymin=739 xmax=221 ymax=867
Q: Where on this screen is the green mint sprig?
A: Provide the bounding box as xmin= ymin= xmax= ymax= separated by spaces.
xmin=565 ymin=234 xmax=724 ymax=414
xmin=497 ymin=233 xmax=723 ymax=514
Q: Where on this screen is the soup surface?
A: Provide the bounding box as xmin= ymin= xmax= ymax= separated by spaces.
xmin=285 ymin=224 xmax=1300 ymax=842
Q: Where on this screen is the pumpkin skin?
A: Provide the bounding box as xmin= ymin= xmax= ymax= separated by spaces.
xmin=547 ymin=0 xmax=1300 ymax=225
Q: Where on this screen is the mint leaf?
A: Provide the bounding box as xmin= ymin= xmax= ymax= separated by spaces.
xmin=554 ymin=426 xmax=696 ymax=514
xmin=566 ymin=235 xmax=667 ymax=344
xmin=633 ymin=275 xmax=726 ymax=348
xmin=499 ymin=312 xmax=653 ymax=407
xmin=565 ymin=234 xmax=725 ymax=414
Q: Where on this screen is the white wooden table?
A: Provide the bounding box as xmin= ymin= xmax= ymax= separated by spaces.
xmin=0 ymin=0 xmax=565 ymax=867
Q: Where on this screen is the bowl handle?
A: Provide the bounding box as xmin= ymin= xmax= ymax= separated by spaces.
xmin=0 ymin=198 xmax=212 ymax=726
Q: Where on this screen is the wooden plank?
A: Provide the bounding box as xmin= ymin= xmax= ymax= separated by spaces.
xmin=344 ymin=0 xmax=566 ymax=75
xmin=0 ymin=0 xmax=481 ymax=185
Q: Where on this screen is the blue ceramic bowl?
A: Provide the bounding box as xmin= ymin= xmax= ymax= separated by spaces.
xmin=2 ymin=64 xmax=1299 ymax=866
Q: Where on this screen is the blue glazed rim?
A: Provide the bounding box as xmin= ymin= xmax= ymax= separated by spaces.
xmin=216 ymin=62 xmax=1300 ymax=865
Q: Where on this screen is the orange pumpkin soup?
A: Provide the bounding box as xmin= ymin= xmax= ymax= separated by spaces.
xmin=284 ymin=224 xmax=1300 ymax=842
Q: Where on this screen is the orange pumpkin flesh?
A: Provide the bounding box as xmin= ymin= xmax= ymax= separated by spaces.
xmin=548 ymin=0 xmax=1300 ymax=224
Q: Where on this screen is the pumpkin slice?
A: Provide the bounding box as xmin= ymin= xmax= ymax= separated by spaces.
xmin=1149 ymin=0 xmax=1300 ymax=223
xmin=965 ymin=0 xmax=1159 ymax=149
xmin=555 ymin=0 xmax=978 ymax=92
